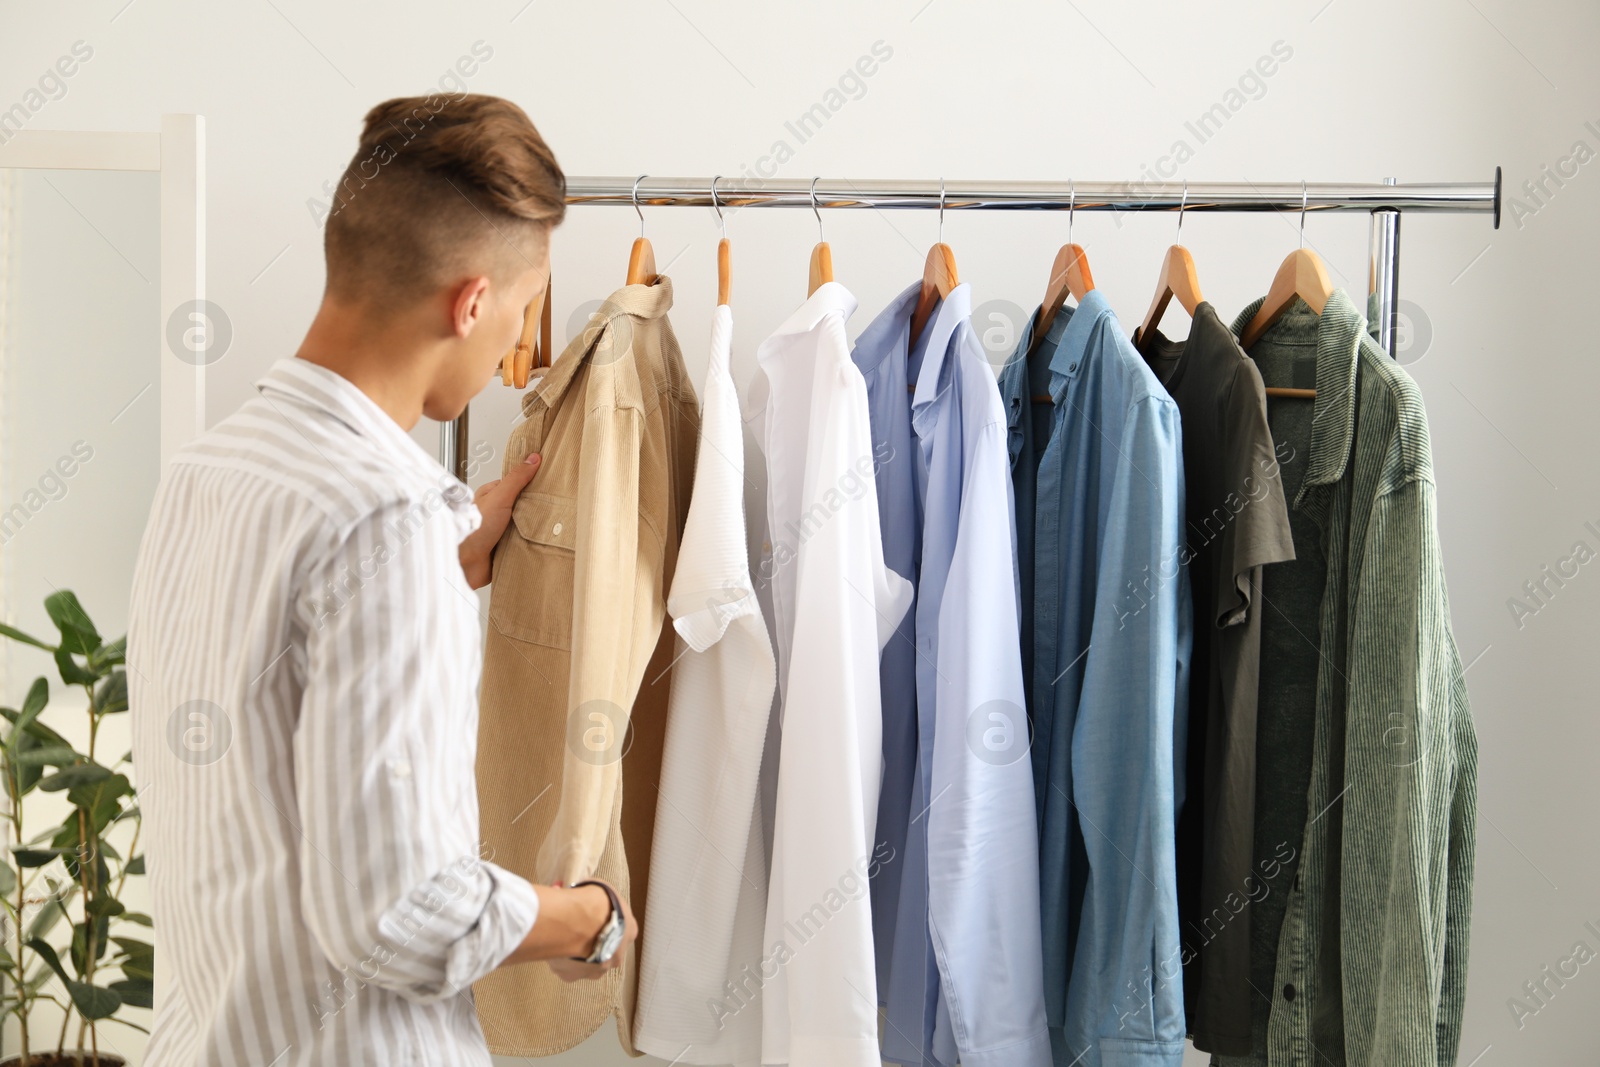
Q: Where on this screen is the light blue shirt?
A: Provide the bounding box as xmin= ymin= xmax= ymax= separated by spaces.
xmin=855 ymin=281 xmax=1051 ymax=1067
xmin=998 ymin=289 xmax=1191 ymax=1067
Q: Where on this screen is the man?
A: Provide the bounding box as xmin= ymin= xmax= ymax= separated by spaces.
xmin=127 ymin=94 xmax=634 ymax=1066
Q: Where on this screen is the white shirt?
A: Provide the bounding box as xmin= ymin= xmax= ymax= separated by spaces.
xmin=749 ymin=283 xmax=912 ymax=1067
xmin=127 ymin=358 xmax=540 ymax=1066
xmin=633 ymin=304 xmax=777 ymax=1066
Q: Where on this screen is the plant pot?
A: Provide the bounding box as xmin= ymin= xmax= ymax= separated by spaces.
xmin=0 ymin=1054 xmax=127 ymax=1067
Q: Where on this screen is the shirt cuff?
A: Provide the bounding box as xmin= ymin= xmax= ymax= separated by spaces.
xmin=425 ymin=857 xmax=537 ymax=1004
xmin=671 ymin=585 xmax=762 ymax=653
xmin=1097 ymin=1037 xmax=1187 ymax=1067
xmin=443 ymin=862 xmax=541 ymax=994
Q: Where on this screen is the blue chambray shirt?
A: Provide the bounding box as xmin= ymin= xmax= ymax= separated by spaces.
xmin=998 ymin=289 xmax=1192 ymax=1067
xmin=855 ymin=281 xmax=1051 ymax=1067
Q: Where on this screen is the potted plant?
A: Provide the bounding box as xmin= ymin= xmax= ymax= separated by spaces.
xmin=0 ymin=591 xmax=151 ymax=1066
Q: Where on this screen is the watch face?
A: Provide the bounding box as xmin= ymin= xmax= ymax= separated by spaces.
xmin=592 ymin=912 xmax=624 ymax=963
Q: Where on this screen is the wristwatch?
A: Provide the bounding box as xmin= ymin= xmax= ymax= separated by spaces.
xmin=570 ymin=879 xmax=625 ymax=964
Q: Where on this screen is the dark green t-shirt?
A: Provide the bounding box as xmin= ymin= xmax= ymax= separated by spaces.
xmin=1141 ymin=301 xmax=1296 ymax=1053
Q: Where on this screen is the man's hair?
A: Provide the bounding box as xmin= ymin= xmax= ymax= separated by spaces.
xmin=324 ymin=94 xmax=565 ymax=311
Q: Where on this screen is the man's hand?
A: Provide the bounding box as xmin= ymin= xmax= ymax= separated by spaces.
xmin=547 ymin=881 xmax=639 ymax=983
xmin=459 ymin=452 xmax=541 ymax=589
xmin=500 ymin=879 xmax=638 ymax=979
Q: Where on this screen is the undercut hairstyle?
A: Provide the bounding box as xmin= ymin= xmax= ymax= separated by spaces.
xmin=323 ymin=93 xmax=565 ymax=312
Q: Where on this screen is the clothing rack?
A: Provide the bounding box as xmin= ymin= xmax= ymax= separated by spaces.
xmin=440 ymin=170 xmax=1503 ymax=479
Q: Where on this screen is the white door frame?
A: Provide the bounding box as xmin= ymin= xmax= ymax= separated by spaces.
xmin=0 ymin=113 xmax=206 ymax=465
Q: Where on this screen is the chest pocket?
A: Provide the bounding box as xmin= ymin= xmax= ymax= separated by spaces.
xmin=488 ymin=490 xmax=578 ymax=651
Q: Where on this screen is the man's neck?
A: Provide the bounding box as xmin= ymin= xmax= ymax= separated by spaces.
xmin=294 ymin=298 xmax=439 ymax=431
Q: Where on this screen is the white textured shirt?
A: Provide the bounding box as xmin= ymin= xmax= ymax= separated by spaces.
xmin=127 ymin=357 xmax=541 ymax=1067
xmin=634 ymin=304 xmax=776 ymax=1066
xmin=749 ymin=283 xmax=912 ymax=1067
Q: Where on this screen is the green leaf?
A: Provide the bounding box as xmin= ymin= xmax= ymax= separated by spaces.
xmin=23 ymin=963 xmax=52 ymax=994
xmin=53 ymin=645 xmax=97 ymax=686
xmin=7 ymin=733 xmax=43 ymax=797
xmin=11 ymin=848 xmax=64 ymax=868
xmin=44 ymin=591 xmax=100 ymax=656
xmin=124 ymin=854 xmax=144 ymax=876
xmin=38 ymin=761 xmax=112 ymax=792
xmin=93 ymin=670 xmax=128 ymax=715
xmin=89 ymin=636 xmax=126 ymax=672
xmin=0 ymin=860 xmax=13 ymax=896
xmin=68 ymin=772 xmax=131 ymax=834
xmin=9 ymin=746 xmax=79 ymax=768
xmin=26 ymin=897 xmax=67 ymax=941
xmin=0 ymin=621 xmax=55 ymax=652
xmin=71 ymin=920 xmax=89 ymax=974
xmin=121 ymin=911 xmax=153 ymax=927
xmin=75 ymin=982 xmax=122 ymax=1018
xmin=108 ymin=976 xmax=152 ymax=1009
xmin=84 ymin=895 xmax=125 ymax=921
xmin=11 ymin=677 xmax=49 ymax=741
xmin=118 ymin=957 xmax=153 ymax=983
xmin=51 ymin=824 xmax=86 ymax=879
xmin=26 ymin=938 xmax=121 ymax=1019
xmin=0 ymin=706 xmax=69 ymax=749
xmin=111 ymin=935 xmax=152 ymax=957
xmin=112 ymin=939 xmax=153 ymax=982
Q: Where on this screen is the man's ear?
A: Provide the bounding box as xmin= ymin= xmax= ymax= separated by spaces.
xmin=449 ymin=275 xmax=494 ymax=338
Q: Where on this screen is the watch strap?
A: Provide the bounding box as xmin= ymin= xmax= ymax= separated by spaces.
xmin=570 ymin=879 xmax=623 ymax=963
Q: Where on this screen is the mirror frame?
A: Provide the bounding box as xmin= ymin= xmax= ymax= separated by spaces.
xmin=0 ymin=113 xmax=205 ymax=467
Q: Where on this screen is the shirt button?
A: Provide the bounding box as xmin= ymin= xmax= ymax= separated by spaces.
xmin=1283 ymin=984 xmax=1296 ymax=1002
xmin=1068 ymin=362 xmax=1078 ymax=372
xmin=552 ymin=522 xmax=564 ymax=535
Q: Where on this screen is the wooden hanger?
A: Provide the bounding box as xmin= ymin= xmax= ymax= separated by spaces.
xmin=1243 ymin=183 xmax=1331 ymax=399
xmin=1028 ymin=180 xmax=1095 ymax=403
xmin=909 ymin=178 xmax=960 ymax=349
xmin=712 ymin=176 xmax=731 ymax=305
xmin=627 ymin=174 xmax=657 ymax=285
xmin=501 ymin=273 xmax=552 ymax=388
xmin=808 ymin=177 xmax=833 ymax=296
xmin=1134 ymin=182 xmax=1203 ymax=354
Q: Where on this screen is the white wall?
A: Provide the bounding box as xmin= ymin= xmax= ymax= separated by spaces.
xmin=1 ymin=0 xmax=1596 ymax=1063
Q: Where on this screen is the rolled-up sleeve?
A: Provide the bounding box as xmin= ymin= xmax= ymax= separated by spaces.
xmin=292 ymin=497 xmax=540 ymax=1003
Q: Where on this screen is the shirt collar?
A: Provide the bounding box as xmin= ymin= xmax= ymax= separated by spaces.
xmin=527 ymin=276 xmax=674 ymax=417
xmin=1052 ymin=287 xmax=1114 ymax=387
xmin=256 ymin=357 xmax=478 ymax=531
xmin=1229 ymin=287 xmax=1365 ymax=496
xmin=767 ymin=280 xmax=858 ymax=341
xmin=999 ymin=300 xmax=1074 ymax=424
xmin=911 ymin=281 xmax=971 ymax=414
xmin=851 ymin=281 xmax=920 ymax=373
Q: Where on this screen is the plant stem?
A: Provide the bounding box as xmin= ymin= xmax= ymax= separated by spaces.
xmin=9 ymin=769 xmax=29 ymax=1065
xmin=57 ymin=997 xmax=70 ymax=1056
xmin=78 ymin=682 xmax=99 ymax=1058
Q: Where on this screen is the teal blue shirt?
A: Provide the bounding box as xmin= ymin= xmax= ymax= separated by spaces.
xmin=1000 ymin=290 xmax=1192 ymax=1067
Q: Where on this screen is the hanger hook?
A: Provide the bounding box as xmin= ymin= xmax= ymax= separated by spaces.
xmin=938 ymin=177 xmax=946 ymax=244
xmin=1068 ymin=179 xmax=1076 ymax=245
xmin=632 ymin=174 xmax=647 ymax=238
xmin=1299 ymin=179 xmax=1308 ymax=249
xmin=810 ymin=177 xmax=824 ymax=242
xmin=1177 ymin=179 xmax=1187 ymax=242
xmin=711 ymin=175 xmax=726 ymax=239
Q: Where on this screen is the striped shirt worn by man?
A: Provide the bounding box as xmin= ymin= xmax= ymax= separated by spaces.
xmin=127 ymin=357 xmax=540 ymax=1066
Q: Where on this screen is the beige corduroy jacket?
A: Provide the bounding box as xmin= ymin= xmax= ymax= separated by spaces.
xmin=474 ymin=277 xmax=698 ymax=1057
